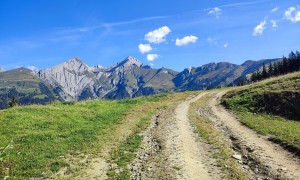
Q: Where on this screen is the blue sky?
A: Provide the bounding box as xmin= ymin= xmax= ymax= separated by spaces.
xmin=0 ymin=0 xmax=299 ymax=71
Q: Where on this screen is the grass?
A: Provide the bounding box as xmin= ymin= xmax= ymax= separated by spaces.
xmin=189 ymin=95 xmax=248 ymax=180
xmin=107 ymin=116 xmax=150 ymax=180
xmin=222 ymin=71 xmax=300 ymax=152
xmin=0 ymin=94 xmax=171 ymax=179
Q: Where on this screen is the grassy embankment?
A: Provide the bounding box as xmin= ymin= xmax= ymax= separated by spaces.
xmin=0 ymin=92 xmax=191 ymax=179
xmin=189 ymin=93 xmax=248 ymax=180
xmin=222 ymin=71 xmax=300 ymax=152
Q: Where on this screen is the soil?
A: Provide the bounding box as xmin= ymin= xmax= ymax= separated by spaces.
xmin=130 ymin=91 xmax=300 ymax=180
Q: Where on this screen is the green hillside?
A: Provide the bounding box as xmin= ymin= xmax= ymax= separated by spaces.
xmin=222 ymin=71 xmax=300 ymax=152
xmin=0 ymin=92 xmax=191 ymax=179
xmin=0 ymin=68 xmax=58 ymax=109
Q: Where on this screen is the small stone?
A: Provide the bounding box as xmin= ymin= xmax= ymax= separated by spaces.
xmin=278 ymin=167 xmax=287 ymax=172
xmin=246 ymin=146 xmax=255 ymax=152
xmin=232 ymin=154 xmax=242 ymax=160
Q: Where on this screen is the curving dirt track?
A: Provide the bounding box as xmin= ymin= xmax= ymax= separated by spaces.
xmin=209 ymin=91 xmax=300 ymax=179
xmin=131 ymin=91 xmax=300 ymax=180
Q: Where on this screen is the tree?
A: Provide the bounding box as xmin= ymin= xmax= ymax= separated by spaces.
xmin=262 ymin=63 xmax=268 ymax=79
xmin=288 ymin=51 xmax=296 ymax=60
xmin=273 ymin=62 xmax=279 ymax=76
xmin=256 ymin=69 xmax=262 ymax=81
xmin=294 ymin=51 xmax=300 ymax=71
xmin=282 ymin=56 xmax=289 ymax=73
xmin=296 ymin=51 xmax=300 ymax=60
xmin=251 ymin=71 xmax=258 ymax=82
xmin=268 ymin=63 xmax=273 ymax=76
xmin=9 ymin=96 xmax=18 ymax=107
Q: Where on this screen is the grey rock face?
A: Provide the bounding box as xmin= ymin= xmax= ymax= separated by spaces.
xmin=37 ymin=56 xmax=177 ymax=100
xmin=37 ymin=58 xmax=96 ymax=100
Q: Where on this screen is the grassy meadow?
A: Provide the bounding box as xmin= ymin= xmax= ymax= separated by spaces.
xmin=0 ymin=92 xmax=192 ymax=179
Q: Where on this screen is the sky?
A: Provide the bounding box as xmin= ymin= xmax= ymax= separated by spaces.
xmin=0 ymin=0 xmax=300 ymax=71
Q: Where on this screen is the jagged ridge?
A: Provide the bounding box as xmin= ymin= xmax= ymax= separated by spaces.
xmin=1 ymin=56 xmax=279 ymax=103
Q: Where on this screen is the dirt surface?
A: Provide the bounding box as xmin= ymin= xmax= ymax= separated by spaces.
xmin=131 ymin=93 xmax=223 ymax=180
xmin=165 ymin=93 xmax=216 ymax=180
xmin=210 ymin=91 xmax=300 ymax=179
xmin=132 ymin=91 xmax=300 ymax=180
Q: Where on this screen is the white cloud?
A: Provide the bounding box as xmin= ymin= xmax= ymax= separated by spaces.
xmin=144 ymin=26 xmax=171 ymax=44
xmin=224 ymin=43 xmax=228 ymax=48
xmin=284 ymin=7 xmax=300 ymax=22
xmin=149 ymin=63 xmax=154 ymax=66
xmin=175 ymin=35 xmax=198 ymax=46
xmin=270 ymin=20 xmax=278 ymax=29
xmin=207 ymin=37 xmax=218 ymax=45
xmin=252 ymin=20 xmax=266 ymax=36
xmin=209 ymin=7 xmax=222 ymax=18
xmin=147 ymin=54 xmax=159 ymax=61
xmin=271 ymin=7 xmax=279 ymax=13
xmin=138 ymin=44 xmax=152 ymax=54
xmin=26 ymin=66 xmax=39 ymax=71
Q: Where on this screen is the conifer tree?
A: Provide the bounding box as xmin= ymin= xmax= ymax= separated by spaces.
xmin=268 ymin=63 xmax=273 ymax=76
xmin=9 ymin=96 xmax=18 ymax=107
xmin=262 ymin=63 xmax=268 ymax=79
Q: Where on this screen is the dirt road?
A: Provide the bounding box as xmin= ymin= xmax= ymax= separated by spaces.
xmin=165 ymin=93 xmax=213 ymax=180
xmin=210 ymin=91 xmax=300 ymax=179
xmin=131 ymin=91 xmax=300 ymax=179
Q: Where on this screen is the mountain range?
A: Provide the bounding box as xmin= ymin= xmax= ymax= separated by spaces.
xmin=0 ymin=56 xmax=279 ymax=109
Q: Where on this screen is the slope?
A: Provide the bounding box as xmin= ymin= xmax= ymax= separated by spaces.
xmin=173 ymin=58 xmax=279 ymax=91
xmin=0 ymin=68 xmax=58 ymax=109
xmin=222 ymin=71 xmax=300 ymax=152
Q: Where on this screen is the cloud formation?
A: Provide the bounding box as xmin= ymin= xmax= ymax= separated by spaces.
xmin=207 ymin=37 xmax=218 ymax=45
xmin=138 ymin=44 xmax=152 ymax=54
xmin=224 ymin=43 xmax=228 ymax=48
xmin=271 ymin=7 xmax=279 ymax=13
xmin=270 ymin=20 xmax=278 ymax=29
xmin=26 ymin=66 xmax=39 ymax=71
xmin=147 ymin=54 xmax=159 ymax=61
xmin=253 ymin=20 xmax=266 ymax=36
xmin=175 ymin=35 xmax=198 ymax=46
xmin=209 ymin=7 xmax=222 ymax=18
xmin=144 ymin=26 xmax=171 ymax=44
xmin=284 ymin=7 xmax=300 ymax=22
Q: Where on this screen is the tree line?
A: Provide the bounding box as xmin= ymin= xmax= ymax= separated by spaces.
xmin=250 ymin=51 xmax=300 ymax=82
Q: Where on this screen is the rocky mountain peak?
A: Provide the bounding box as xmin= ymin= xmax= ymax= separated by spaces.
xmin=62 ymin=57 xmax=89 ymax=71
xmin=0 ymin=66 xmax=4 ymax=72
xmin=108 ymin=56 xmax=143 ymax=72
xmin=123 ymin=56 xmax=143 ymax=67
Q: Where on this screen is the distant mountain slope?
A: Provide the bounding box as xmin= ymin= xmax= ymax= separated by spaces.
xmin=0 ymin=68 xmax=58 ymax=109
xmin=173 ymin=58 xmax=280 ymax=91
